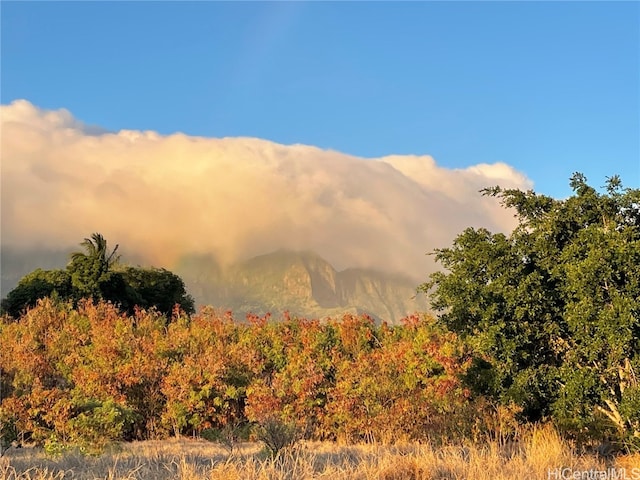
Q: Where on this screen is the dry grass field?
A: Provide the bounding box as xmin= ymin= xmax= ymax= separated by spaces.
xmin=1 ymin=425 xmax=639 ymax=480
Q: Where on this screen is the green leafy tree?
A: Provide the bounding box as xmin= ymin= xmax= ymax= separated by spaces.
xmin=94 ymin=271 xmax=142 ymax=314
xmin=122 ymin=267 xmax=195 ymax=316
xmin=1 ymin=233 xmax=194 ymax=318
xmin=0 ymin=269 xmax=72 ymax=318
xmin=421 ymin=174 xmax=640 ymax=442
xmin=161 ymin=309 xmax=254 ymax=437
xmin=68 ymin=233 xmax=121 ymax=300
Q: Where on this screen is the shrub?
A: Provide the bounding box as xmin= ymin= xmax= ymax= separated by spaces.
xmin=254 ymin=416 xmax=300 ymax=456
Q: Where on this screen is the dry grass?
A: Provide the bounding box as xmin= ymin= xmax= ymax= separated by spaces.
xmin=1 ymin=425 xmax=638 ymax=480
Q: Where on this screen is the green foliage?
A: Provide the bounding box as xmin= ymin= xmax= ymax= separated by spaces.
xmin=68 ymin=233 xmax=121 ymax=300
xmin=43 ymin=436 xmax=69 ymax=458
xmin=1 ymin=233 xmax=194 ymax=318
xmin=254 ymin=416 xmax=300 ymax=456
xmin=0 ymin=413 xmax=18 ymax=456
xmin=201 ymin=421 xmax=251 ymax=454
xmin=40 ymin=397 xmax=133 ymax=456
xmin=0 ymin=269 xmax=72 ymax=318
xmin=66 ymin=398 xmax=134 ymax=455
xmin=121 ymin=266 xmax=194 ymax=316
xmin=95 ymin=271 xmax=142 ymax=314
xmin=422 ymin=173 xmax=640 ymax=442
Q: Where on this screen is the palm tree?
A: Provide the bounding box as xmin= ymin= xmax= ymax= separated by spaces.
xmin=69 ymin=233 xmax=120 ymax=298
xmin=70 ymin=233 xmax=120 ymax=276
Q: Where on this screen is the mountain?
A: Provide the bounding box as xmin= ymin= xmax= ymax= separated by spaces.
xmin=175 ymin=250 xmax=428 ymax=323
xmin=1 ymin=247 xmax=428 ymax=323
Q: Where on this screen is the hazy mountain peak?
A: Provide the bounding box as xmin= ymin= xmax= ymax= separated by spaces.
xmin=177 ymin=249 xmax=427 ymax=322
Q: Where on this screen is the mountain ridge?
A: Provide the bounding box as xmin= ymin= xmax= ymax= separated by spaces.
xmin=175 ymin=249 xmax=428 ymax=323
xmin=1 ymin=247 xmax=428 ymax=322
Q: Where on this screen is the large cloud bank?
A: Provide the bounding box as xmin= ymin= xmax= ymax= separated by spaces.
xmin=1 ymin=100 xmax=532 ymax=280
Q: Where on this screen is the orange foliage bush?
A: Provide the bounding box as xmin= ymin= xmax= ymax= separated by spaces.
xmin=0 ymin=300 xmax=475 ymax=451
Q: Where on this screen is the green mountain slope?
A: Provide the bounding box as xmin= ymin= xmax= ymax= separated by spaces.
xmin=1 ymin=247 xmax=428 ymax=322
xmin=175 ymin=250 xmax=427 ymax=322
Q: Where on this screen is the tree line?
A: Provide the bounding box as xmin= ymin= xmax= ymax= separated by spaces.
xmin=1 ymin=301 xmax=472 ymax=454
xmin=1 ymin=233 xmax=194 ymax=319
xmin=421 ymin=173 xmax=640 ymax=445
xmin=1 ymin=173 xmax=638 ymax=455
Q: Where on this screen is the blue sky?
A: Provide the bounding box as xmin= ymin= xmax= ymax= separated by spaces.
xmin=2 ymin=1 xmax=638 ymax=199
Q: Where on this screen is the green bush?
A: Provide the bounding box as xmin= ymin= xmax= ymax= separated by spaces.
xmin=254 ymin=416 xmax=300 ymax=456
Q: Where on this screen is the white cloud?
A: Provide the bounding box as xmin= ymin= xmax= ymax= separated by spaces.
xmin=1 ymin=100 xmax=532 ymax=280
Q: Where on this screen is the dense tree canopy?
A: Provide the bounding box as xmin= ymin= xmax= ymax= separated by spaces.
xmin=68 ymin=233 xmax=121 ymax=299
xmin=421 ymin=173 xmax=640 ymax=442
xmin=1 ymin=233 xmax=194 ymax=318
xmin=2 ymin=177 xmax=639 ymax=452
xmin=120 ymin=266 xmax=195 ymax=317
xmin=0 ymin=302 xmax=471 ymax=453
xmin=0 ymin=269 xmax=73 ymax=318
